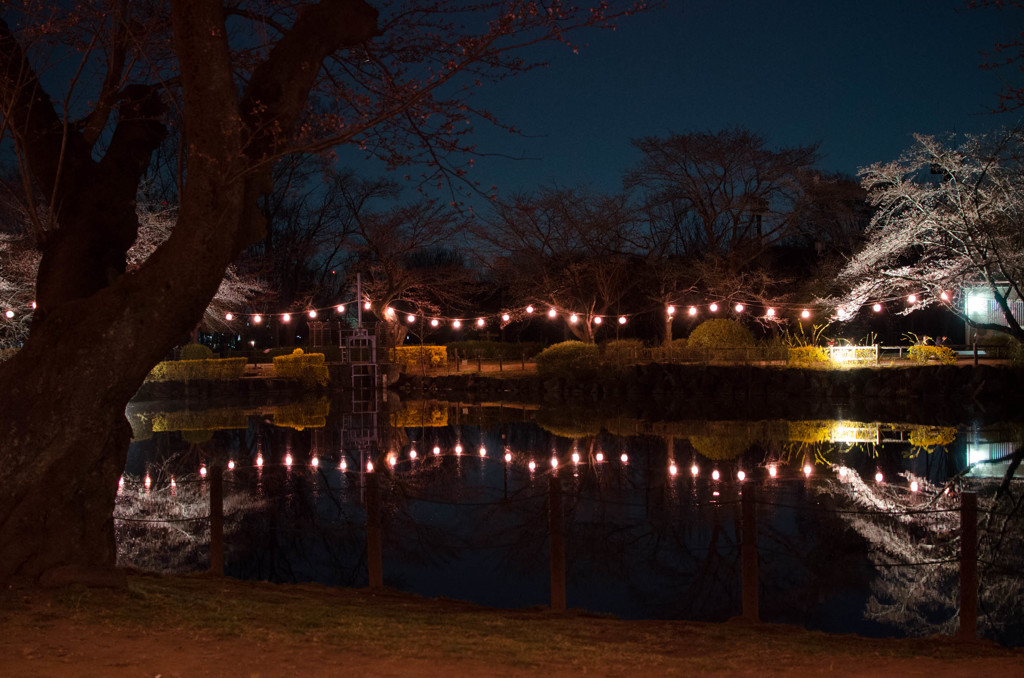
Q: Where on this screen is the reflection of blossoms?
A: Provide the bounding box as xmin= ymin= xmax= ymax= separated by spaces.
xmin=114 ymin=473 xmax=262 ymax=573
xmin=816 ymin=468 xmax=1023 ymax=643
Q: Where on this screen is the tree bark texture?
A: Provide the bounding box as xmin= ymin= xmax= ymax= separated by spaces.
xmin=0 ymin=0 xmax=377 ymax=583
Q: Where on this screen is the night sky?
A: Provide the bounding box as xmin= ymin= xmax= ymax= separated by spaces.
xmin=457 ymin=0 xmax=1017 ymax=198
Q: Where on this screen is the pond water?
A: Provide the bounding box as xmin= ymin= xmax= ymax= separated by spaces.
xmin=121 ymin=395 xmax=1024 ymax=647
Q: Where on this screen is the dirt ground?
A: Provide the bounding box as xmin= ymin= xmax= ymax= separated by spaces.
xmin=1 ymin=574 xmax=1021 ymax=678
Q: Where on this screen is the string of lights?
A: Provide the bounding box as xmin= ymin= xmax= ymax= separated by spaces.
xmin=116 ymin=452 xmax=934 ymax=496
xmin=4 ymin=291 xmax=958 ymax=329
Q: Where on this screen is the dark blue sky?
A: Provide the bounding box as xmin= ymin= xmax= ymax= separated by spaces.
xmin=460 ymin=0 xmax=1017 ymax=198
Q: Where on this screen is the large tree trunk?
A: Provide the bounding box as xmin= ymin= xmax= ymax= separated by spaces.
xmin=0 ymin=0 xmax=377 ymax=584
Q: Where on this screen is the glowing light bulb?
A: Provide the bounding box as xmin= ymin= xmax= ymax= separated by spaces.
xmin=311 ymin=456 xmax=319 ymax=468
xmin=838 ymin=467 xmax=848 ymax=478
xmin=407 ymin=314 xmax=416 ymax=323
xmin=225 ymin=312 xmax=234 ymax=321
xmin=620 ymin=453 xmax=628 ymax=463
xmin=502 ymin=313 xmax=510 ymax=322
xmin=144 ymin=475 xmax=151 ymax=489
xmin=431 ymin=318 xmax=439 ymax=327
xmin=737 ymin=470 xmax=746 ymax=481
xmin=409 ymin=449 xmax=417 ymax=460
xmin=336 ymin=305 xmax=346 ymax=313
xmin=618 ymin=316 xmax=626 ymax=325
xmin=688 ymin=306 xmax=698 ymax=316
xmin=734 ymin=303 xmax=744 ymax=313
xmin=4 ymin=310 xmax=13 ymax=319
xmin=907 ymin=294 xmax=917 ymax=304
xmin=282 ymin=313 xmax=291 ymax=322
xmin=940 ymin=291 xmax=949 ymax=301
xmin=800 ymin=309 xmax=810 ymax=319
xmin=256 ymin=454 xmax=264 ymax=467
xmin=910 ymin=480 xmax=919 ymax=492
xmin=571 ymin=452 xmax=580 ymax=464
xmin=364 ymin=301 xmax=372 ymax=310
xmin=593 ymin=316 xmax=602 ymax=324
xmin=367 ymin=460 xmax=374 ymax=472
xmin=170 ymin=477 xmax=176 ymax=489
xmin=872 ymin=303 xmax=882 ymax=312
xmin=669 ymin=463 xmax=678 ymax=476
xmin=455 ymin=444 xmax=463 ymax=455
xmin=766 ymin=308 xmax=775 ymax=317
xmin=30 ymin=301 xmax=36 ymax=309
xmin=340 ymin=458 xmax=348 ymax=471
xmin=384 ymin=307 xmax=395 ymax=317
xmin=227 ymin=460 xmax=235 ymax=470
xmin=550 ymin=457 xmax=558 ymax=468
xmin=200 ymin=466 xmax=207 ymax=478
xmin=691 ymin=464 xmax=699 ymax=476
xmin=874 ymin=472 xmax=884 ymax=483
xmin=479 ymin=446 xmax=487 ymax=457
xmin=569 ymin=314 xmax=578 ymax=324
xmin=667 ymin=305 xmax=676 ymax=315
xmin=433 ymin=446 xmax=440 ymax=455
xmin=596 ymin=452 xmax=604 ymax=462
xmin=388 ymin=455 xmax=397 ymax=467
xmin=528 ymin=460 xmax=536 ymax=472
xmin=547 ymin=308 xmax=557 ymax=318
xmin=709 ymin=303 xmax=719 ymax=312
xmin=452 ymin=319 xmax=462 ymax=329
xmin=476 ymin=318 xmax=485 ymax=327
xmin=504 ymin=452 xmax=512 ymax=463
xmin=253 ymin=314 xmax=262 ymax=324
xmin=711 ymin=469 xmax=720 ymax=481
xmin=526 ymin=305 xmax=534 ymax=314
xmin=768 ymin=465 xmax=778 ymax=478
xmin=285 ymin=453 xmax=293 ymax=466
xmin=308 ymin=310 xmax=317 ymax=319
xmin=803 ymin=464 xmax=812 ymax=477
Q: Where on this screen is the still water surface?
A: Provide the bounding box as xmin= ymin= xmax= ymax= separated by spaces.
xmin=120 ymin=396 xmax=1024 ymax=646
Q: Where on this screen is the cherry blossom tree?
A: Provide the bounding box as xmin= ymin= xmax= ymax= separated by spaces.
xmin=831 ymin=130 xmax=1024 ymax=342
xmin=0 ymin=0 xmax=649 ymax=583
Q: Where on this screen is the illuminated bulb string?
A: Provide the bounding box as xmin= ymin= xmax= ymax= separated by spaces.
xmin=1 ymin=291 xmax=958 ymax=327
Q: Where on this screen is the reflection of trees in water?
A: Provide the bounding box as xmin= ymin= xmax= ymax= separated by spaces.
xmin=809 ymin=445 xmax=1024 ymax=645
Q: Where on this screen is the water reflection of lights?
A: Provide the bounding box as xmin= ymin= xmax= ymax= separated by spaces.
xmin=256 ymin=454 xmax=264 ymax=468
xmin=479 ymin=446 xmax=487 ymax=457
xmin=669 ymin=463 xmax=678 ymax=476
xmin=768 ymin=465 xmax=778 ymax=478
xmin=691 ymin=464 xmax=699 ymax=477
xmin=528 ymin=460 xmax=536 ymax=472
xmin=284 ymin=453 xmax=293 ymax=467
xmin=595 ymin=452 xmax=604 ymax=462
xmin=433 ymin=446 xmax=440 ymax=456
xmin=366 ymin=460 xmax=374 ymax=472
xmin=504 ymin=451 xmax=512 ymax=463
xmin=874 ymin=471 xmax=884 ymax=483
xmin=409 ymin=449 xmax=417 ymax=460
xmin=711 ymin=469 xmax=720 ymax=481
xmin=228 ymin=460 xmax=236 ymax=470
xmin=910 ymin=480 xmax=919 ymax=492
xmin=620 ymin=453 xmax=628 ymax=464
xmin=571 ymin=452 xmax=580 ymax=465
xmin=454 ymin=444 xmax=463 ymax=455
xmin=199 ymin=466 xmax=207 ymax=478
xmin=803 ymin=464 xmax=813 ymax=477
xmin=737 ymin=470 xmax=746 ymax=482
xmin=339 ymin=458 xmax=347 ymax=471
xmin=550 ymin=457 xmax=558 ymax=468
xmin=311 ymin=456 xmax=319 ymax=468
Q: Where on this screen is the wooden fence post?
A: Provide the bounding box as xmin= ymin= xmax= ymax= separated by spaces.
xmin=959 ymin=491 xmax=978 ymax=639
xmin=549 ymin=475 xmax=567 ymax=612
xmin=366 ymin=470 xmax=384 ymax=589
xmin=741 ymin=487 xmax=759 ymax=622
xmin=208 ymin=465 xmax=224 ymax=576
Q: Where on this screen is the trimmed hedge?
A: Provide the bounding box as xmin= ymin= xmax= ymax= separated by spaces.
xmin=273 ymin=348 xmax=329 ymax=387
xmin=148 ymin=357 xmax=246 ymax=382
xmin=602 ymin=339 xmax=644 ymax=364
xmin=390 ymin=345 xmax=448 ymax=370
xmin=907 ymin=345 xmax=957 ymax=365
xmin=535 ymin=341 xmax=601 ymax=379
xmin=687 ymin=319 xmax=755 ymax=348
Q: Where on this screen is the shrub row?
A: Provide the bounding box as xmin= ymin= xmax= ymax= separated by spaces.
xmin=447 ymin=340 xmax=544 ymax=360
xmin=148 ymin=357 xmax=247 ymax=382
xmin=273 ymin=349 xmax=329 ymax=387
